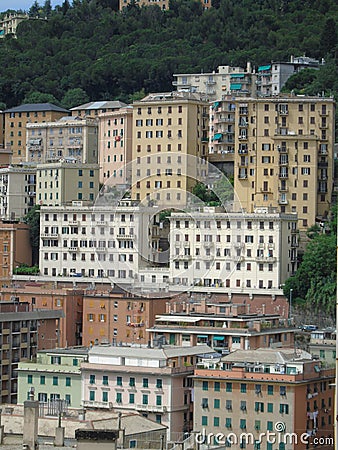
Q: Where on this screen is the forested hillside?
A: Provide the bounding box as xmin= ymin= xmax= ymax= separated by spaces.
xmin=0 ymin=0 xmax=337 ymax=108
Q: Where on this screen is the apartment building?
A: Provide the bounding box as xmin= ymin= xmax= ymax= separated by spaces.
xmin=70 ymin=101 xmax=127 ymax=118
xmin=26 ymin=116 xmax=98 ymax=164
xmin=17 ymin=347 xmax=88 ymax=407
xmin=38 ymin=201 xmax=152 ymax=281
xmin=3 ymin=103 xmax=69 ymax=163
xmin=131 ymin=92 xmax=209 ymax=207
xmin=193 ymin=348 xmax=334 ymax=450
xmin=0 ymin=301 xmax=63 ymax=404
xmin=173 ymin=64 xmax=256 ymax=101
xmin=308 ymin=328 xmax=336 ymax=367
xmin=0 ymin=285 xmax=83 ymax=348
xmin=0 ymin=13 xmax=28 ymax=38
xmin=36 ymin=161 xmax=99 ymax=206
xmin=0 ymin=165 xmax=36 ymax=219
xmin=98 ymin=107 xmax=133 ymax=185
xmin=169 ymin=207 xmax=298 ymax=289
xmin=233 ymin=95 xmax=335 ymax=231
xmin=256 ymin=56 xmax=323 ymax=97
xmin=148 ymin=308 xmax=295 ymax=352
xmin=82 ymin=289 xmax=168 ymax=346
xmin=81 ymin=344 xmax=216 ymax=441
xmin=0 ymin=220 xmax=31 ymax=284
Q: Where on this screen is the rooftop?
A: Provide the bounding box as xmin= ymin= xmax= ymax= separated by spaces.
xmin=4 ymin=103 xmax=69 ymax=113
xmin=70 ymin=101 xmax=127 ymax=111
xmin=221 ymin=347 xmax=312 ymax=364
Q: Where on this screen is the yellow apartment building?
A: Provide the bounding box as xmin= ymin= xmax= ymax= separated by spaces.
xmin=131 ymin=92 xmax=209 ymax=207
xmin=98 ymin=107 xmax=133 ymax=185
xmin=233 ymin=95 xmax=335 ymax=231
xmin=4 ymin=103 xmax=69 ymax=164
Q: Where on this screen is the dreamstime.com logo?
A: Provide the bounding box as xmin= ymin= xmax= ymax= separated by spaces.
xmin=195 ymin=422 xmax=334 ymax=447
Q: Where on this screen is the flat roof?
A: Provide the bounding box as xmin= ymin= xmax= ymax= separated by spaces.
xmin=71 ymin=101 xmax=127 ymax=110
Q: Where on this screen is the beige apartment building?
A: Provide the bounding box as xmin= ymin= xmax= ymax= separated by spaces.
xmin=4 ymin=103 xmax=70 ymax=163
xmin=36 ymin=162 xmax=99 ymax=206
xmin=98 ymin=107 xmax=133 ymax=185
xmin=26 ymin=116 xmax=99 ymax=164
xmin=233 ymin=95 xmax=335 ymax=231
xmin=131 ymin=92 xmax=209 ymax=207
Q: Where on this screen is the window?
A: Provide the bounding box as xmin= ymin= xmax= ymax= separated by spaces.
xmin=129 ymin=377 xmax=135 ymax=387
xmin=240 ymin=383 xmax=247 ymax=393
xmin=102 ymin=391 xmax=108 ymax=403
xmin=202 ymin=416 xmax=208 ymax=426
xmin=226 ymin=382 xmax=232 ymax=392
xmin=143 ymin=378 xmax=149 ymax=388
xmin=53 ymin=376 xmax=58 ymax=386
xmin=267 ymin=403 xmax=273 ymax=413
xmin=103 ymin=376 xmax=108 ymax=386
xmin=267 ymin=385 xmax=273 ymax=395
xmin=214 ymin=399 xmax=220 ymax=409
xmin=156 ymin=379 xmax=162 ymax=389
xmin=117 ymin=376 xmax=123 ymax=386
xmin=240 ymin=419 xmax=246 ymax=430
xmin=202 ymin=381 xmax=208 ymax=391
xmin=40 ymin=375 xmax=45 ymax=385
xmin=225 ymin=418 xmax=232 ymax=429
xmin=66 ymin=377 xmax=71 ymax=387
xmin=156 ymin=395 xmax=162 ymax=406
xmin=116 ymin=392 xmax=122 ymax=403
xmin=142 ymin=394 xmax=148 ymax=405
xmin=89 ymin=374 xmax=96 ymax=385
xmin=214 ymin=417 xmax=220 ymax=427
xmin=214 ymin=381 xmax=220 ymax=392
xmin=129 ymin=393 xmax=135 ymax=404
xmin=89 ymin=391 xmax=95 ymax=401
xmin=279 ymin=404 xmax=289 ymax=414
xmin=27 ymin=375 xmax=33 ymax=384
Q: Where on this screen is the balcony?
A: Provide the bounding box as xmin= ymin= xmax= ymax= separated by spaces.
xmin=256 ymin=256 xmax=276 ymax=263
xmin=278 ymin=186 xmax=288 ymax=192
xmin=68 ymin=220 xmax=78 ymax=226
xmin=174 ymin=255 xmax=192 ymax=261
xmin=83 ymin=400 xmax=112 ymax=409
xmin=41 ymin=233 xmax=59 ymax=238
xmin=96 ymin=247 xmax=107 ymax=253
xmin=68 ymin=246 xmax=79 ymax=252
xmin=238 ymin=173 xmax=248 ymax=179
xmin=279 ymin=172 xmax=288 ymax=179
xmin=238 ymin=149 xmax=248 ymax=155
xmin=318 ymin=161 xmax=328 ymax=168
xmin=136 ymin=404 xmax=167 ymax=413
xmin=278 ymin=198 xmax=288 ymax=205
xmin=117 ymin=234 xmax=135 ymax=240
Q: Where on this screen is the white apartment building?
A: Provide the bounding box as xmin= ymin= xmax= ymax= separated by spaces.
xmin=0 ymin=165 xmax=36 ymax=220
xmin=26 ymin=116 xmax=98 ymax=164
xmin=173 ymin=63 xmax=256 ymax=101
xmin=81 ymin=344 xmax=215 ymax=441
xmin=39 ymin=201 xmax=154 ymax=281
xmin=169 ymin=207 xmax=298 ymax=289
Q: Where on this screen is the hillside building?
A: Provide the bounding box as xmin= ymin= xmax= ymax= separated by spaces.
xmin=3 ymin=103 xmax=69 ymax=164
xmin=70 ymin=101 xmax=127 ymax=118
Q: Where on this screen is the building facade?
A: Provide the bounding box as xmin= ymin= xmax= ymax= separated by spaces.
xmin=26 ymin=116 xmax=98 ymax=164
xmin=173 ymin=64 xmax=256 ymax=101
xmin=98 ymin=107 xmax=133 ymax=185
xmin=0 ymin=165 xmax=36 ymax=220
xmin=0 ymin=285 xmax=83 ymax=348
xmin=193 ymin=348 xmax=334 ymax=450
xmin=70 ymin=101 xmax=127 ymax=118
xmin=0 ymin=301 xmax=63 ymax=404
xmin=169 ymin=208 xmax=298 ymax=289
xmin=3 ymin=103 xmax=69 ymax=163
xmin=233 ymin=95 xmax=335 ymax=230
xmin=36 ymin=162 xmax=99 ymax=206
xmin=308 ymin=328 xmax=336 ymax=367
xmin=17 ymin=347 xmax=88 ymax=407
xmin=81 ymin=345 xmax=216 ymax=441
xmin=131 ymin=92 xmax=209 ymax=207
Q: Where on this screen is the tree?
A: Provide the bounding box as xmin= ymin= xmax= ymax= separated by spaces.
xmin=320 ymin=18 xmax=337 ymax=57
xmin=23 ymin=205 xmax=41 ymax=265
xmin=29 ymin=0 xmax=40 ymax=16
xmin=23 ymin=92 xmax=60 ymax=105
xmin=61 ymin=88 xmax=89 ymax=109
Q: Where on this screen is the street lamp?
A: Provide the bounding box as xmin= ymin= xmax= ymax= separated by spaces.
xmin=289 ymin=289 xmax=293 ymax=320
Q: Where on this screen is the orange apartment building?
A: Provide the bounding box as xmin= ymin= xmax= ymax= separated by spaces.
xmin=3 ymin=103 xmax=69 ymax=163
xmin=0 ymin=284 xmax=83 ymax=348
xmin=0 ymin=220 xmax=32 ymax=285
xmin=193 ymin=348 xmax=334 ymax=450
xmin=82 ymin=288 xmax=169 ymax=346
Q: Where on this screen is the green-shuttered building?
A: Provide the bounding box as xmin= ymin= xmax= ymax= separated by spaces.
xmin=17 ymin=347 xmax=88 ymax=408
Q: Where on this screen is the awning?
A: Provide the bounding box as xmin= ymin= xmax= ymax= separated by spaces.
xmin=258 ymin=65 xmax=271 ymax=72
xmin=213 ymin=133 xmax=222 ymax=140
xmin=230 ymin=83 xmax=242 ymax=90
xmin=213 ymin=336 xmax=225 ymax=341
xmin=230 ymin=73 xmax=245 ymax=78
xmin=197 ymin=335 xmax=208 ymax=339
xmin=156 ymin=315 xmax=200 ymax=323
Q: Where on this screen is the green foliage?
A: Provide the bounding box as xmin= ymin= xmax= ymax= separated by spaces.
xmin=192 ymin=181 xmax=218 ymax=204
xmin=23 ymin=205 xmax=40 ymax=265
xmin=61 ymin=88 xmax=89 ymax=109
xmin=283 ymin=208 xmax=337 ymax=316
xmin=23 ymin=91 xmax=60 ymax=105
xmin=0 ymin=0 xmax=336 ymax=108
xmin=14 ymin=264 xmax=40 ymax=275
